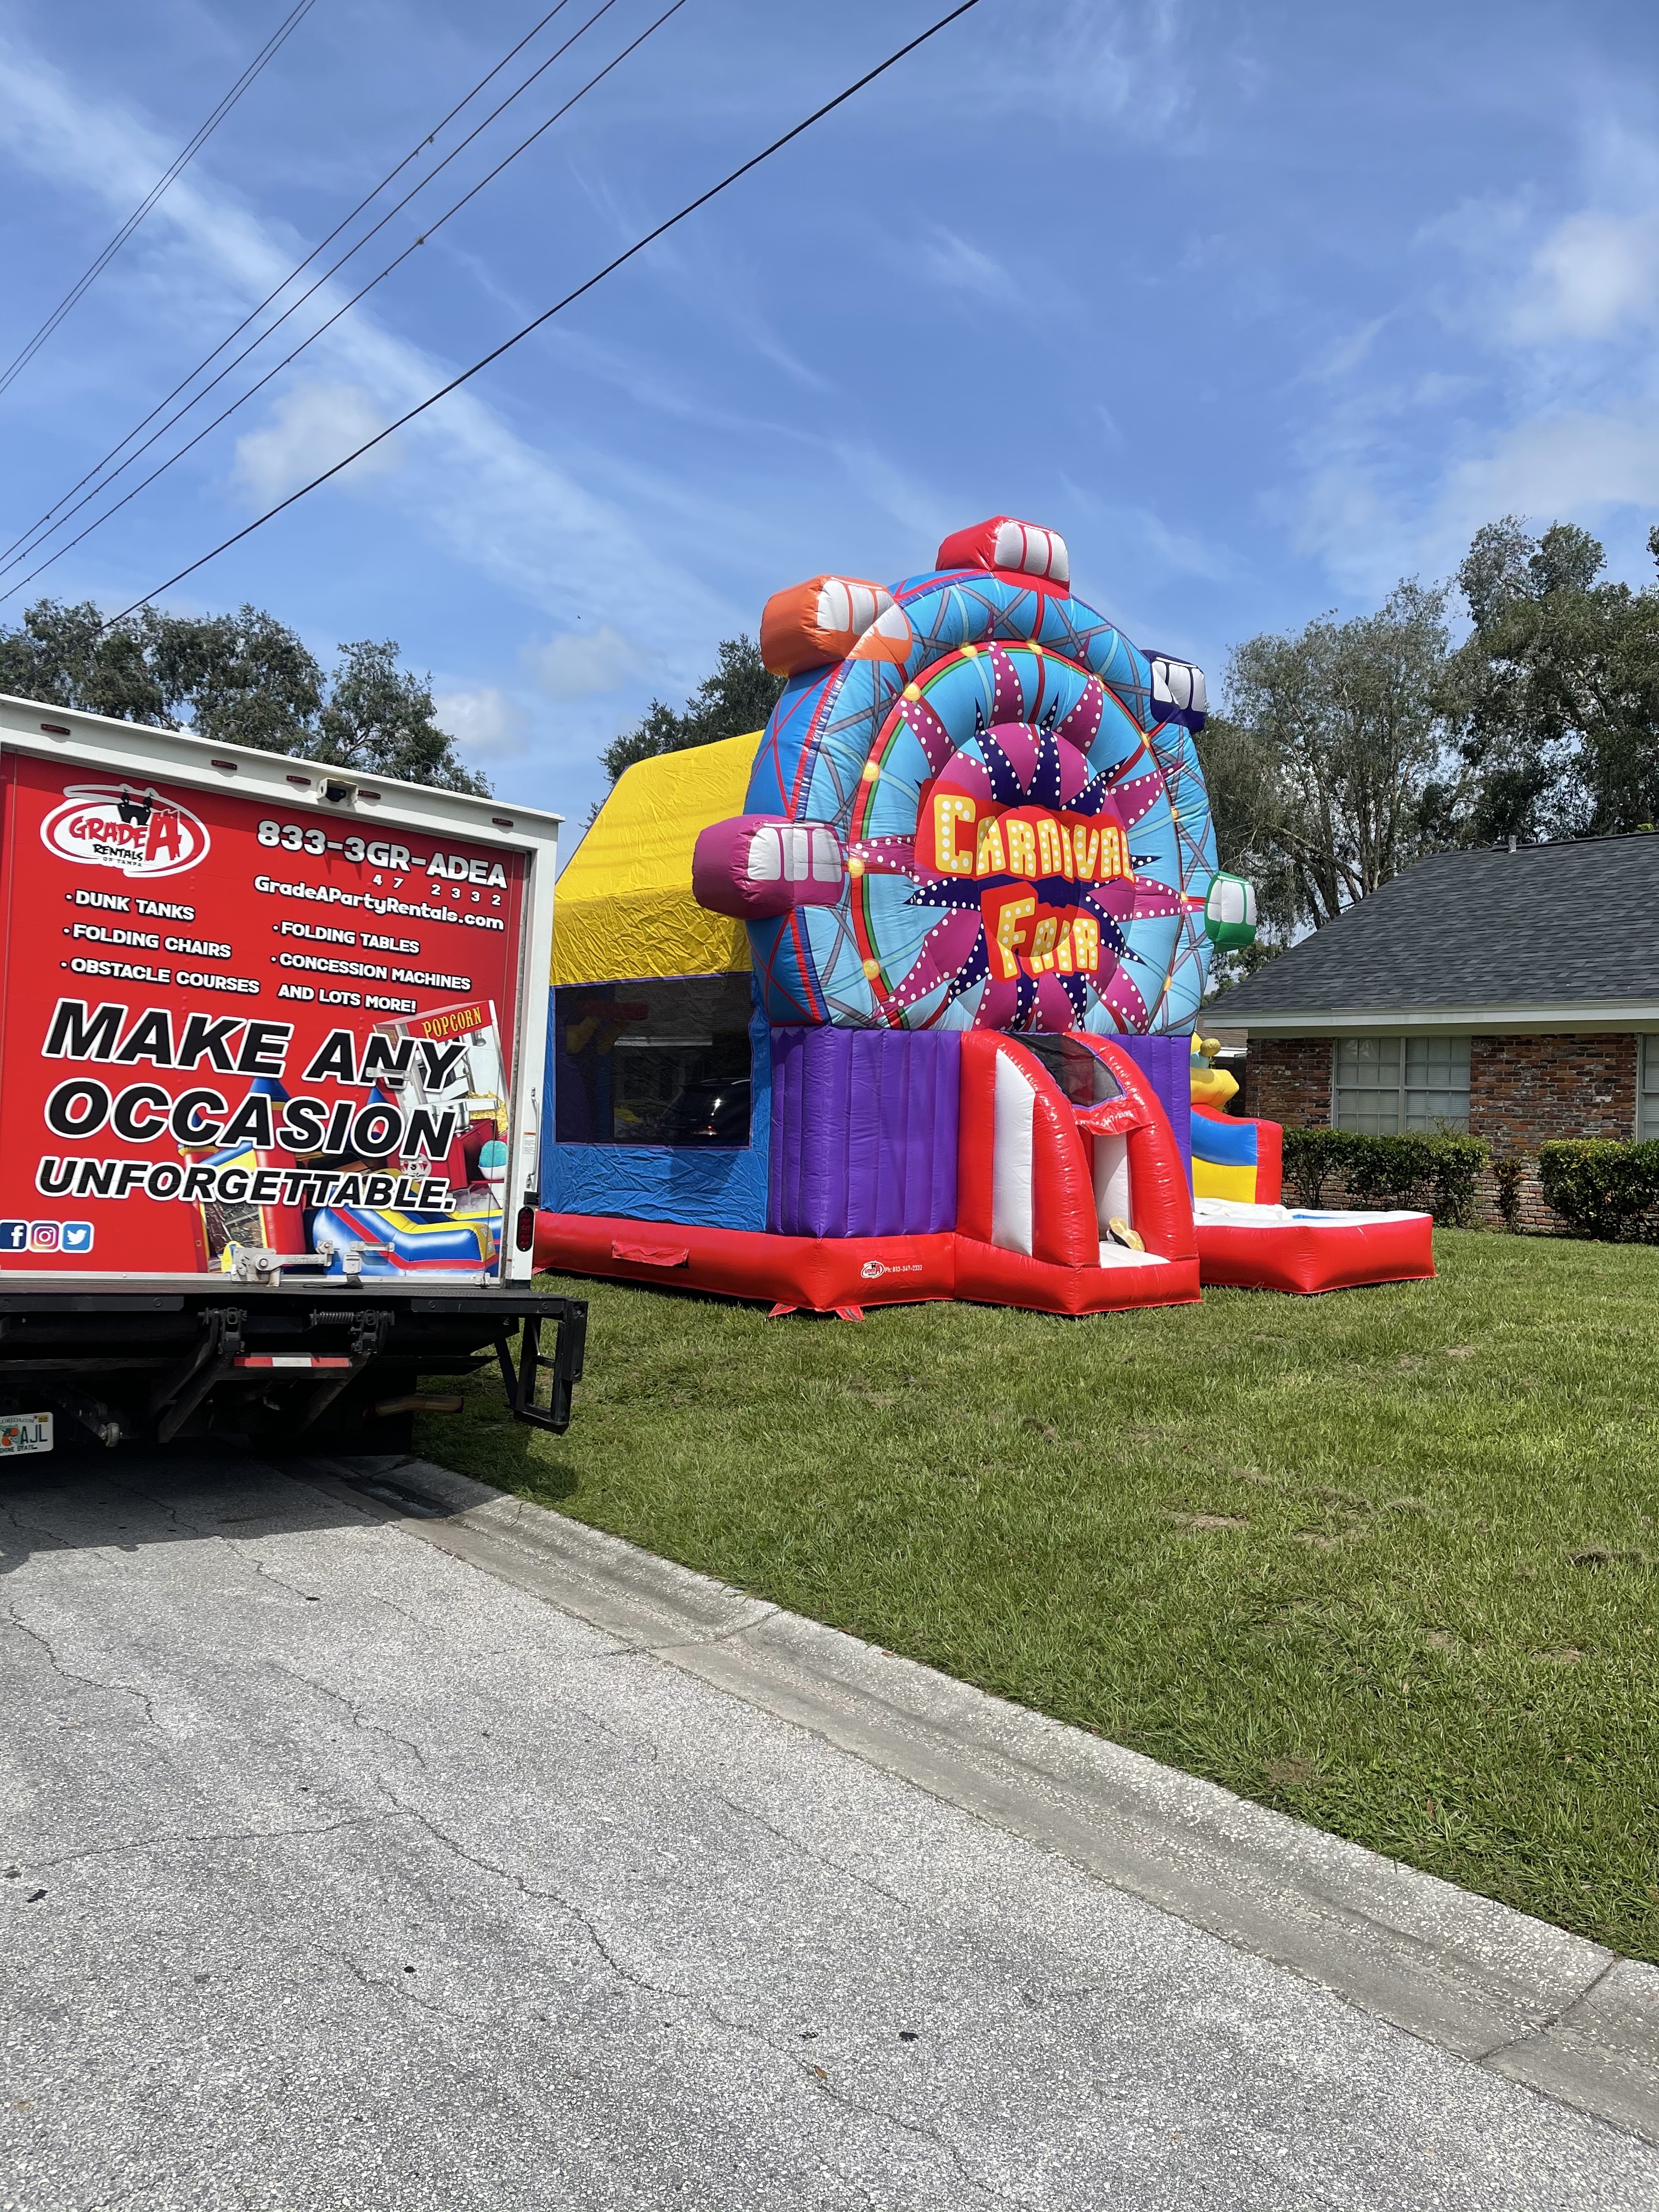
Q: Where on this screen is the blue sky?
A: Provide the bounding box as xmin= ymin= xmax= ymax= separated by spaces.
xmin=3 ymin=0 xmax=1658 ymax=833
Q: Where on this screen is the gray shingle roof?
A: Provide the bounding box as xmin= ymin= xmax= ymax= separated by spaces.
xmin=1216 ymin=835 xmax=1659 ymax=1019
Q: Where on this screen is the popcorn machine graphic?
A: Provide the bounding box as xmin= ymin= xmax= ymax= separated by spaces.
xmin=307 ymin=996 xmax=511 ymax=1278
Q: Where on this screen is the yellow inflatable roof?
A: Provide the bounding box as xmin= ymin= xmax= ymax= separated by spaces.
xmin=551 ymin=729 xmax=762 ymax=986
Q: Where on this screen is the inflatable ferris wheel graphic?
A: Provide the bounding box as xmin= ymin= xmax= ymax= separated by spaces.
xmin=695 ymin=516 xmax=1230 ymax=1036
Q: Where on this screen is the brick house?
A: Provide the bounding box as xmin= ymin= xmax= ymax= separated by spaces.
xmin=1215 ymin=836 xmax=1659 ymax=1221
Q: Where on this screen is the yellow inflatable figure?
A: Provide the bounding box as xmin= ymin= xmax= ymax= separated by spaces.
xmin=1189 ymin=1035 xmax=1238 ymax=1111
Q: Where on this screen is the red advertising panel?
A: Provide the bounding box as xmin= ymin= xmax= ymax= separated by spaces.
xmin=0 ymin=753 xmax=526 ymax=1277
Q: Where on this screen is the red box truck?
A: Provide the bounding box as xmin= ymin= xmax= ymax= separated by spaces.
xmin=0 ymin=692 xmax=583 ymax=1453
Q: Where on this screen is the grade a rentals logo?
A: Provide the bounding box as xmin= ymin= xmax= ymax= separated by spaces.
xmin=40 ymin=783 xmax=209 ymax=878
xmin=860 ymin=1258 xmax=924 ymax=1281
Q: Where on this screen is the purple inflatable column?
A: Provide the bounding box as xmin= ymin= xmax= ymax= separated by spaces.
xmin=1116 ymin=1034 xmax=1193 ymax=1187
xmin=769 ymin=1028 xmax=961 ymax=1238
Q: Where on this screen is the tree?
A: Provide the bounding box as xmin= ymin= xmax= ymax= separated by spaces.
xmin=1443 ymin=519 xmax=1659 ymax=842
xmin=601 ymin=634 xmax=782 ymax=783
xmin=1202 ymin=581 xmax=1454 ymax=936
xmin=1190 ymin=709 xmax=1302 ymax=980
xmin=311 ymin=640 xmax=486 ymax=794
xmin=147 ymin=605 xmax=324 ymax=755
xmin=0 ymin=598 xmax=171 ymax=726
xmin=0 ymin=597 xmax=485 ymax=793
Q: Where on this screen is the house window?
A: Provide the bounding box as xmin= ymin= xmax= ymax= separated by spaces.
xmin=1639 ymin=1037 xmax=1659 ymax=1141
xmin=1333 ymin=1036 xmax=1470 ymax=1134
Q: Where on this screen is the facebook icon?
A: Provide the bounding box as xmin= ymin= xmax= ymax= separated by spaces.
xmin=0 ymin=1221 xmax=27 ymax=1252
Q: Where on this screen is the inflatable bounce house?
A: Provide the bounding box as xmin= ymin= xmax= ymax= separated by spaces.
xmin=537 ymin=518 xmax=1433 ymax=1313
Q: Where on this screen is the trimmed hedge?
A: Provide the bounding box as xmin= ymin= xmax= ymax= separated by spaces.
xmin=1277 ymin=1127 xmax=1352 ymax=1210
xmin=1491 ymin=1154 xmax=1528 ymax=1233
xmin=1537 ymin=1139 xmax=1659 ymax=1241
xmin=1279 ymin=1128 xmax=1489 ymax=1226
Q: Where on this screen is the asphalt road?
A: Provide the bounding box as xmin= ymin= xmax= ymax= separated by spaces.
xmin=3 ymin=1453 xmax=1655 ymax=2212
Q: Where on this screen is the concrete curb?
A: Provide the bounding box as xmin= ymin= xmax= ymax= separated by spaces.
xmin=283 ymin=1451 xmax=1659 ymax=2146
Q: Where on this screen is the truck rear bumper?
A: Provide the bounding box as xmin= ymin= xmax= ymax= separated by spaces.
xmin=0 ymin=1281 xmax=585 ymax=1448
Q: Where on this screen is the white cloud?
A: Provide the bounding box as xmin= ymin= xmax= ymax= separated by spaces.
xmin=567 ymin=163 xmax=832 ymax=396
xmin=1283 ymin=405 xmax=1659 ymax=605
xmin=1307 ymin=315 xmax=1389 ymax=383
xmin=432 ymin=684 xmax=528 ymax=760
xmin=915 ymin=227 xmax=1017 ymax=304
xmin=1436 ymin=408 xmax=1659 ymax=540
xmin=1128 ymin=507 xmax=1234 ymax=583
xmin=1508 ymin=209 xmax=1659 ymax=343
xmin=1283 ymin=464 xmax=1409 ymax=599
xmin=1417 ymin=189 xmax=1532 ymax=269
xmin=985 ymin=0 xmax=1190 ymax=133
xmin=233 ymin=381 xmax=400 ymax=503
xmin=528 ymin=624 xmax=651 ymax=700
xmin=1283 ymin=129 xmax=1659 ymax=601
xmin=0 ymin=32 xmax=737 ymax=637
xmin=1423 ymin=171 xmax=1659 ymax=353
xmin=826 ymin=440 xmax=955 ymax=552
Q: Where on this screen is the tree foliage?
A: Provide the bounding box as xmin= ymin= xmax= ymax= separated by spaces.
xmin=0 ymin=598 xmax=486 ymax=793
xmin=1197 ymin=582 xmax=1453 ymax=951
xmin=600 ymin=634 xmax=782 ymax=784
xmin=1442 ymin=518 xmax=1659 ymax=843
xmin=1201 ymin=517 xmax=1659 ymax=973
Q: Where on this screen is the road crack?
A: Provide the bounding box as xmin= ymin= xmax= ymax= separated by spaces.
xmin=376 ymin=1798 xmax=1018 ymax=2199
xmin=1476 ymin=1951 xmax=1623 ymax=2067
xmin=386 ymin=1797 xmax=691 ymax=1999
xmin=605 ymin=1601 xmax=781 ymax=1662
xmin=0 ymin=1500 xmax=71 ymax=1558
xmin=27 ymin=1810 xmax=400 ymax=1874
xmin=272 ymin=1664 xmax=431 ymax=1770
xmin=243 ymin=1555 xmax=325 ymax=1605
xmin=702 ymin=1785 xmax=913 ymax=1916
xmin=786 ymin=2041 xmax=1024 ymax=2206
xmin=2 ymin=1604 xmax=156 ymax=1724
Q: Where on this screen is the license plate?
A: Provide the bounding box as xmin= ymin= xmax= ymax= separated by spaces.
xmin=0 ymin=1413 xmax=52 ymax=1455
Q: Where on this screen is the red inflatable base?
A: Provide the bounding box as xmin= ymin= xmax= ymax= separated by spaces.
xmin=535 ymin=1214 xmax=1200 ymax=1316
xmin=1196 ymin=1210 xmax=1435 ymax=1295
xmin=953 ymin=1237 xmax=1199 ymax=1314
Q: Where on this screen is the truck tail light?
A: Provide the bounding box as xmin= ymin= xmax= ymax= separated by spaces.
xmin=515 ymin=1206 xmax=536 ymax=1254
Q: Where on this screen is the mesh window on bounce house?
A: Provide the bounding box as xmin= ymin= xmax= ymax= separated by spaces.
xmin=535 ymin=517 xmax=1434 ymax=1314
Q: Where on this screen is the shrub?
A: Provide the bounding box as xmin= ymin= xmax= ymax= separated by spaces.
xmin=1426 ymin=1136 xmax=1489 ymax=1228
xmin=1280 ymin=1127 xmax=1356 ymax=1208
xmin=1491 ymin=1154 xmax=1528 ymax=1233
xmin=1344 ymin=1132 xmax=1437 ymax=1212
xmin=1279 ymin=1129 xmax=1489 ymax=1224
xmin=1537 ymin=1139 xmax=1659 ymax=1241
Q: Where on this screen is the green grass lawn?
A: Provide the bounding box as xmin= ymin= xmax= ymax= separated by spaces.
xmin=414 ymin=1231 xmax=1659 ymax=1961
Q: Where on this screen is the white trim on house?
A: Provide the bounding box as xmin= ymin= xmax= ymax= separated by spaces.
xmin=1229 ymin=1003 xmax=1659 ymax=1037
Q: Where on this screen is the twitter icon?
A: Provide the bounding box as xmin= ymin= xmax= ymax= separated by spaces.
xmin=61 ymin=1222 xmax=94 ymax=1254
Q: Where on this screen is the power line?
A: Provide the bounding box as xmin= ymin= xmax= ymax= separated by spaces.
xmin=1 ymin=0 xmax=591 ymax=569
xmin=0 ymin=0 xmax=682 ymax=605
xmin=0 ymin=0 xmax=320 ymax=399
xmin=108 ymin=0 xmax=985 ymax=627
xmin=1 ymin=0 xmax=610 ymax=577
